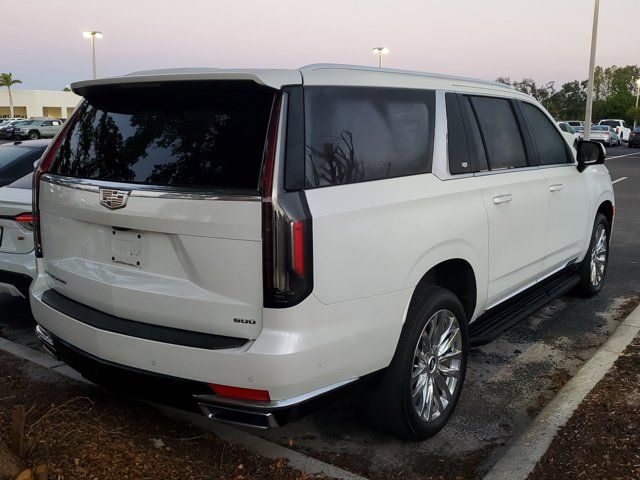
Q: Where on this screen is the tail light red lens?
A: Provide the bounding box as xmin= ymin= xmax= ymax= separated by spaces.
xmin=33 ymin=109 xmax=78 ymax=258
xmin=14 ymin=212 xmax=34 ymax=230
xmin=261 ymin=93 xmax=313 ymax=308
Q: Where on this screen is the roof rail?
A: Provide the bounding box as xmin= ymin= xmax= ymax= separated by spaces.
xmin=299 ymin=63 xmax=514 ymax=89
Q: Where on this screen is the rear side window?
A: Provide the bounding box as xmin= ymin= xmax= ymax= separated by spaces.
xmin=304 ymin=87 xmax=434 ymax=188
xmin=521 ymin=102 xmax=572 ymax=165
xmin=50 ymin=82 xmax=276 ymax=191
xmin=459 ymin=96 xmax=489 ymax=172
xmin=445 ymin=93 xmax=471 ymax=175
xmin=470 ymin=96 xmax=528 ymax=170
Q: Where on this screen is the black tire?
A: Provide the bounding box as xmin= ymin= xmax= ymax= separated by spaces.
xmin=28 ymin=130 xmax=40 ymax=140
xmin=364 ymin=286 xmax=468 ymax=440
xmin=572 ymin=213 xmax=610 ymax=297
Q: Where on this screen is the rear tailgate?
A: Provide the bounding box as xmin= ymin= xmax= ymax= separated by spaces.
xmin=38 ymin=80 xmax=278 ymax=340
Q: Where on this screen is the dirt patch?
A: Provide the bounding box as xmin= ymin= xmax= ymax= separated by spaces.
xmin=0 ymin=351 xmax=325 ymax=480
xmin=294 ymin=444 xmax=495 ymax=480
xmin=525 ymin=369 xmax=572 ymax=418
xmin=528 ymin=336 xmax=640 ymax=480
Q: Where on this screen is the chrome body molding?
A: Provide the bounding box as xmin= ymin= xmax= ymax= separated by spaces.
xmin=39 ymin=174 xmax=261 ymax=202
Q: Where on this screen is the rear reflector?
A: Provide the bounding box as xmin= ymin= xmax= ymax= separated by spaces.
xmin=208 ymin=383 xmax=271 ymax=402
xmin=291 ymin=221 xmax=305 ymax=276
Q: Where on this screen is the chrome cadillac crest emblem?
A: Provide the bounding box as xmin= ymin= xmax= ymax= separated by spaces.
xmin=99 ymin=188 xmax=130 ymax=210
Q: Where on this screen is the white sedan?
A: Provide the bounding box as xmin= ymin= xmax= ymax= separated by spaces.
xmin=0 ymin=173 xmax=35 ymax=297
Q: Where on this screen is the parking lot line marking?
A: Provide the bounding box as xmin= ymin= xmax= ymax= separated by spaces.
xmin=612 ymin=176 xmax=628 ymax=184
xmin=607 ymin=152 xmax=639 ymax=160
xmin=482 ymin=303 xmax=640 ymax=480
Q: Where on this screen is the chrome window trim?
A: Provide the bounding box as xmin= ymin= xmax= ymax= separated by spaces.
xmin=39 ymin=174 xmax=261 ymax=202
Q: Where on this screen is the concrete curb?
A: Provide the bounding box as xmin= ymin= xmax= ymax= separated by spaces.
xmin=483 ymin=303 xmax=640 ymax=480
xmin=0 ymin=338 xmax=368 ymax=480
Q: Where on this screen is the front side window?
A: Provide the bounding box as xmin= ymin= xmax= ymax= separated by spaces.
xmin=470 ymin=96 xmax=528 ymax=170
xmin=521 ymin=102 xmax=572 ymax=166
xmin=304 ymin=87 xmax=435 ymax=188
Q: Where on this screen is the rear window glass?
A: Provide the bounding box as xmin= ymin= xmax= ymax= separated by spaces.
xmin=8 ymin=173 xmax=33 ymax=189
xmin=50 ymin=82 xmax=276 ymax=191
xmin=599 ymin=120 xmax=618 ymax=127
xmin=304 ymin=86 xmax=435 ymax=188
xmin=470 ymin=96 xmax=528 ymax=170
xmin=0 ymin=146 xmax=44 ymax=184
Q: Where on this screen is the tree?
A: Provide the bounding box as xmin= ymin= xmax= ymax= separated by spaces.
xmin=0 ymin=73 xmax=22 ymax=117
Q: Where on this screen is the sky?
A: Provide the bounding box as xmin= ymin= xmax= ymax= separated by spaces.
xmin=3 ymin=0 xmax=640 ymax=91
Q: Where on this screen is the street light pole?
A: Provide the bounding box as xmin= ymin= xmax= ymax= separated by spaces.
xmin=634 ymin=79 xmax=640 ymax=130
xmin=372 ymin=47 xmax=389 ymax=68
xmin=584 ymin=0 xmax=600 ymax=141
xmin=82 ymin=31 xmax=103 ymax=79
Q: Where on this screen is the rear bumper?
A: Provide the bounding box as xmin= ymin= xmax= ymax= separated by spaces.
xmin=35 ymin=323 xmax=361 ymax=429
xmin=30 ymin=258 xmax=407 ymax=402
xmin=0 ymin=251 xmax=35 ymax=296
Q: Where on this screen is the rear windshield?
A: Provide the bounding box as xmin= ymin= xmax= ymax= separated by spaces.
xmin=8 ymin=173 xmax=33 ymax=189
xmin=599 ymin=120 xmax=618 ymax=127
xmin=0 ymin=145 xmax=44 ymax=186
xmin=50 ymin=82 xmax=276 ymax=191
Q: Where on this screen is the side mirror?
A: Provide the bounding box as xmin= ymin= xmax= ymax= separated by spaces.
xmin=577 ymin=140 xmax=606 ymax=172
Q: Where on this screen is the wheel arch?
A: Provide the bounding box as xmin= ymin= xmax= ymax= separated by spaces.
xmin=408 ymin=258 xmax=478 ymax=322
xmin=597 ymin=199 xmax=614 ymax=230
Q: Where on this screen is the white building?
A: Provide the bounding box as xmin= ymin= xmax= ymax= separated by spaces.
xmin=0 ymin=89 xmax=82 ymax=119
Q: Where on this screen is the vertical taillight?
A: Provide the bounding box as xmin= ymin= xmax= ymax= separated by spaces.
xmin=261 ymin=93 xmax=313 ymax=308
xmin=33 ymin=110 xmax=77 ymax=258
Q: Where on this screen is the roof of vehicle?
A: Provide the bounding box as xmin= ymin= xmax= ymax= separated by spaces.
xmin=599 ymin=119 xmax=624 ymax=122
xmin=0 ymin=139 xmax=51 ymax=149
xmin=71 ymin=64 xmax=525 ymax=99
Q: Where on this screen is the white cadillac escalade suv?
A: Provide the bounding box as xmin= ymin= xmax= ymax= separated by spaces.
xmin=31 ymin=65 xmax=614 ymax=440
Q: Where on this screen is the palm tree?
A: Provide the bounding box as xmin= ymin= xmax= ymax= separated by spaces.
xmin=0 ymin=73 xmax=22 ymax=117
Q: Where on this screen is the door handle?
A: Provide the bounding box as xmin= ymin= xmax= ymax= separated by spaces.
xmin=492 ymin=194 xmax=512 ymax=205
xmin=549 ymin=184 xmax=563 ymax=192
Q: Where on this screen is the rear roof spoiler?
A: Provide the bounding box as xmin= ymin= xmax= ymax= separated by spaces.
xmin=71 ymin=68 xmax=302 ymax=96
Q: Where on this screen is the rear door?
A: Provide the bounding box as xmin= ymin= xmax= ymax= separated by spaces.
xmin=39 ymin=81 xmax=277 ymax=340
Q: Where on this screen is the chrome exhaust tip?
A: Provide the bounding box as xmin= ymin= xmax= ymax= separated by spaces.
xmin=35 ymin=324 xmax=59 ymax=359
xmin=199 ymin=403 xmax=279 ymax=430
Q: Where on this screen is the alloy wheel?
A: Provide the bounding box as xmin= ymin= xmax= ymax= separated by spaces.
xmin=410 ymin=309 xmax=462 ymax=422
xmin=590 ymin=224 xmax=607 ymax=287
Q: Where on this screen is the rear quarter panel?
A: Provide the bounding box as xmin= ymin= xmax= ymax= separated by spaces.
xmin=304 ymin=173 xmax=488 ymax=319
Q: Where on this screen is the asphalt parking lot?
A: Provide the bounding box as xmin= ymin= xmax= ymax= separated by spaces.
xmin=0 ymin=145 xmax=638 ymax=479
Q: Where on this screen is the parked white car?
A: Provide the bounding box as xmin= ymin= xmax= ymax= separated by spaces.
xmin=30 ymin=65 xmax=614 ymax=440
xmin=598 ymin=119 xmax=631 ymax=142
xmin=557 ymin=121 xmax=579 ymax=147
xmin=0 ymin=173 xmax=36 ymax=297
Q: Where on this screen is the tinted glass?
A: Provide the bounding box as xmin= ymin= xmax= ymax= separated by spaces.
xmin=445 ymin=93 xmax=471 ymax=175
xmin=470 ymin=96 xmax=528 ymax=170
xmin=459 ymin=96 xmax=489 ymax=171
xmin=521 ymin=103 xmax=571 ymax=165
xmin=304 ymin=87 xmax=434 ymax=188
xmin=8 ymin=173 xmax=33 ymax=189
xmin=50 ymin=82 xmax=275 ymax=191
xmin=600 ymin=120 xmax=618 ymax=127
xmin=0 ymin=146 xmax=44 ymax=186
